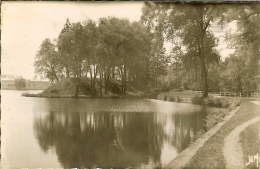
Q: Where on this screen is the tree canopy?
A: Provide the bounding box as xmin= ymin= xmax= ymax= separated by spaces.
xmin=141 ymin=2 xmax=260 ymax=97
xmin=35 ymin=3 xmax=260 ymax=97
xmin=35 ymin=18 xmax=153 ymax=97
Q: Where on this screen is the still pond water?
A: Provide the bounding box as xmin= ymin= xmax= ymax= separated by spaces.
xmin=2 ymin=90 xmax=213 ymax=168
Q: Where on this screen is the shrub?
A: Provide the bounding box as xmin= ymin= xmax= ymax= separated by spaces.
xmin=203 ymin=96 xmax=233 ymax=108
xmin=191 ymin=95 xmax=203 ymax=104
xmin=162 ymin=94 xmax=167 ymax=101
xmin=79 ymin=81 xmax=91 ymax=95
xmin=202 ymin=97 xmax=242 ymax=131
xmin=220 ymin=98 xmax=231 ymax=108
xmin=228 ymin=99 xmax=242 ymax=111
xmin=166 ymin=96 xmax=170 ymax=101
xmin=70 ymin=77 xmax=79 ymax=84
xmin=203 ymin=96 xmax=220 ymax=106
xmin=108 ymin=81 xmax=122 ymax=94
xmin=204 ymin=109 xmax=228 ymax=130
xmin=50 ymin=88 xmax=58 ymax=93
xmin=62 ymin=81 xmax=71 ymax=89
xmin=204 ymin=113 xmax=221 ymax=130
xmin=176 ymin=96 xmax=181 ymax=102
xmin=167 ymin=96 xmax=175 ymax=101
xmin=190 ymin=129 xmax=205 ymax=144
xmin=157 ymin=94 xmax=162 ymax=100
xmin=157 ymin=93 xmax=168 ymax=101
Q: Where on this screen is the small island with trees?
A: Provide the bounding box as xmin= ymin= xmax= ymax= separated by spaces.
xmin=29 ymin=18 xmax=159 ymax=98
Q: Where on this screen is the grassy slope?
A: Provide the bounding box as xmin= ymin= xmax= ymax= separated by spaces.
xmin=39 ymin=78 xmax=149 ymax=97
xmin=183 ymin=101 xmax=260 ymax=169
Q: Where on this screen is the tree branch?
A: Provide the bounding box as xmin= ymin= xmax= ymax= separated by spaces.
xmin=203 ymin=17 xmax=212 ymax=32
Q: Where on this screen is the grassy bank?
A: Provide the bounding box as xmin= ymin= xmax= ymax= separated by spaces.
xmin=240 ymin=120 xmax=260 ymax=169
xmin=159 ymin=90 xmax=243 ymax=132
xmin=23 ymin=78 xmax=151 ymax=98
xmin=183 ymin=101 xmax=260 ymax=169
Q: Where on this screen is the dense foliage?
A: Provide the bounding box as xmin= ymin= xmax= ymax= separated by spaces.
xmin=35 ymin=18 xmax=159 ymax=96
xmin=35 ymin=3 xmax=260 ymax=97
xmin=141 ymin=3 xmax=260 ymax=97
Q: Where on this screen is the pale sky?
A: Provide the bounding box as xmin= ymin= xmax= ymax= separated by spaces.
xmin=1 ymin=2 xmax=235 ymax=80
xmin=1 ymin=2 xmax=144 ymax=79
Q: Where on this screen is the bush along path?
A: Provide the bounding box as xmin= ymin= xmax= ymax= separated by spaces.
xmin=181 ymin=101 xmax=260 ymax=169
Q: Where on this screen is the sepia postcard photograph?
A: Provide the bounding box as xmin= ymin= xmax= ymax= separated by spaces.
xmin=1 ymin=1 xmax=260 ymax=169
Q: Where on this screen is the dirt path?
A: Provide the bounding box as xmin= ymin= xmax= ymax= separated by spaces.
xmin=223 ymin=101 xmax=260 ymax=169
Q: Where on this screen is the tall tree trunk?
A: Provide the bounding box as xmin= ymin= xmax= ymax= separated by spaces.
xmin=104 ymin=72 xmax=108 ymax=94
xmin=66 ymin=67 xmax=70 ymax=78
xmin=119 ymin=67 xmax=124 ymax=93
xmin=123 ymin=65 xmax=127 ymax=94
xmin=155 ymin=73 xmax=157 ymax=91
xmin=52 ymin=67 xmax=59 ymax=82
xmin=112 ymin=66 xmax=115 ymax=80
xmin=75 ymin=78 xmax=80 ymax=98
xmin=128 ymin=68 xmax=131 ymax=82
xmin=89 ymin=66 xmax=93 ymax=88
xmin=104 ymin=67 xmax=110 ymax=95
xmin=176 ymin=62 xmax=178 ymax=89
xmin=195 ymin=59 xmax=198 ymax=82
xmin=93 ymin=65 xmax=98 ymax=92
xmin=99 ymin=69 xmax=103 ymax=96
xmin=200 ymin=55 xmax=208 ymax=98
xmin=199 ymin=6 xmax=208 ymax=98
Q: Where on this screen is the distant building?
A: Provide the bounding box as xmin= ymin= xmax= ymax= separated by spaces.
xmin=1 ymin=79 xmax=51 ymax=90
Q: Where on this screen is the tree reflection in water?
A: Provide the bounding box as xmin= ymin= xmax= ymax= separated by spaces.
xmin=33 ymin=99 xmax=207 ymax=168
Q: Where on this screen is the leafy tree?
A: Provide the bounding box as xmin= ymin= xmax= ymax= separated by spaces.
xmin=98 ymin=17 xmax=129 ymax=94
xmin=82 ymin=20 xmax=100 ymax=92
xmin=141 ymin=3 xmax=222 ymax=97
xmin=98 ymin=17 xmax=151 ymax=94
xmin=170 ymin=46 xmax=183 ymax=89
xmin=57 ymin=19 xmax=73 ymax=78
xmin=119 ymin=21 xmax=152 ymax=93
xmin=149 ymin=36 xmax=170 ymax=91
xmin=62 ymin=22 xmax=86 ymax=97
xmin=220 ymin=47 xmax=257 ymax=94
xmin=141 ymin=5 xmax=170 ymax=91
xmin=35 ymin=17 xmax=155 ymax=96
xmin=225 ymin=4 xmax=260 ymax=93
xmin=34 ymin=38 xmax=60 ymax=83
xmin=14 ymin=78 xmax=26 ymax=89
xmin=127 ymin=21 xmax=152 ymax=86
